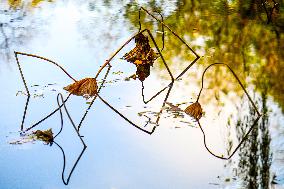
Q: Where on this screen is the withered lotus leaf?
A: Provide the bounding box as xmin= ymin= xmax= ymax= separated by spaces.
xmin=184 ymin=102 xmax=203 ymax=120
xmin=33 ymin=128 xmax=54 ymax=144
xmin=64 ymin=78 xmax=98 ymax=97
xmin=122 ymin=33 xmax=159 ymax=66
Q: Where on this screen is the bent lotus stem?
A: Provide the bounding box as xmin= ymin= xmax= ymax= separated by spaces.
xmin=14 ymin=51 xmax=77 ymax=82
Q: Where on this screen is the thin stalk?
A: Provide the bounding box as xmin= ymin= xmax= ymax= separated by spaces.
xmin=196 ymin=63 xmax=261 ymax=116
xmin=140 ymin=7 xmax=199 ymax=58
xmin=94 ymin=29 xmax=147 ymax=80
xmin=14 ymin=51 xmax=77 ymax=82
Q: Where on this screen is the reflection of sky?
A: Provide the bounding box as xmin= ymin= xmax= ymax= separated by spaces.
xmin=0 ymin=1 xmax=283 ymax=189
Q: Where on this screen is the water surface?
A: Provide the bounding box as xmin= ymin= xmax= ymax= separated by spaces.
xmin=0 ymin=0 xmax=283 ymax=188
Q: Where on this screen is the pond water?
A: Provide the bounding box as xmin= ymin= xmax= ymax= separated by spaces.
xmin=0 ymin=0 xmax=283 ymax=189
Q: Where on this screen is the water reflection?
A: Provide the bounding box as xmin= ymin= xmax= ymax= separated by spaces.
xmin=55 ymin=93 xmax=87 ymax=185
xmin=1 ymin=0 xmax=283 ymax=188
xmin=11 ymin=92 xmax=87 ymax=185
xmin=125 ymin=0 xmax=284 ymax=111
xmin=12 ymin=6 xmax=200 ymax=135
xmin=124 ymin=0 xmax=283 ymax=187
xmin=235 ymin=92 xmax=272 ymax=188
xmin=0 ymin=0 xmax=54 ymax=63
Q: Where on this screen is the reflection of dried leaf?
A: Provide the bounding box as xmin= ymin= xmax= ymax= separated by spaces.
xmin=184 ymin=102 xmax=203 ymax=120
xmin=33 ymin=129 xmax=53 ymax=145
xmin=136 ymin=64 xmax=151 ymax=81
xmin=9 ymin=135 xmax=35 ymax=145
xmin=64 ymin=78 xmax=97 ymax=98
xmin=165 ymin=102 xmax=183 ymax=112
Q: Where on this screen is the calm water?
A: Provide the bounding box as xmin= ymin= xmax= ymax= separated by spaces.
xmin=0 ymin=0 xmax=283 ymax=189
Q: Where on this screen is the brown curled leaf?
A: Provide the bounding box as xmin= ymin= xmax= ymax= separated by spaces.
xmin=122 ymin=33 xmax=158 ymax=66
xmin=122 ymin=33 xmax=159 ymax=81
xmin=33 ymin=128 xmax=54 ymax=144
xmin=184 ymin=102 xmax=203 ymax=120
xmin=64 ymin=78 xmax=98 ymax=98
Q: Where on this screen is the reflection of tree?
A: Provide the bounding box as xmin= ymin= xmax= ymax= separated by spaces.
xmin=236 ymin=92 xmax=271 ymax=188
xmin=0 ymin=0 xmax=51 ymax=64
xmin=8 ymin=0 xmax=48 ymax=8
xmin=0 ymin=4 xmax=27 ymax=61
xmin=259 ymin=91 xmax=272 ymax=188
xmin=124 ymin=0 xmax=284 ymax=112
xmin=76 ymin=0 xmax=130 ymax=51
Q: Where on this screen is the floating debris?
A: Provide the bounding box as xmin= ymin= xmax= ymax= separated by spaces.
xmin=9 ymin=129 xmax=54 ymax=145
xmin=112 ymin=71 xmax=124 ymax=75
xmin=16 ymin=90 xmax=28 ymax=96
xmin=124 ymin=74 xmax=137 ymax=81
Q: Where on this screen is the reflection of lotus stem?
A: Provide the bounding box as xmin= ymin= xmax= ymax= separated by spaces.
xmin=139 ymin=7 xmax=199 ymax=58
xmin=77 ymin=64 xmax=112 ymax=131
xmin=196 ymin=62 xmax=261 ymax=116
xmin=139 ymin=8 xmax=165 ymax=51
xmin=194 ymin=62 xmax=262 ymax=160
xmin=24 ymin=93 xmax=72 ymax=132
xmin=56 ymin=93 xmax=86 ymax=146
xmin=198 ymin=115 xmax=261 ymax=160
xmin=46 ymin=93 xmax=87 ymax=185
xmin=96 ymin=93 xmax=157 ymax=135
xmin=54 ymin=141 xmax=87 ymax=185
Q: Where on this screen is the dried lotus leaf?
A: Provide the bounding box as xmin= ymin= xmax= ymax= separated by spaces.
xmin=33 ymin=128 xmax=54 ymax=144
xmin=64 ymin=78 xmax=98 ymax=98
xmin=184 ymin=102 xmax=203 ymax=120
xmin=144 ymin=48 xmax=159 ymax=65
xmin=123 ymin=46 xmax=143 ymax=63
xmin=122 ymin=33 xmax=158 ymax=66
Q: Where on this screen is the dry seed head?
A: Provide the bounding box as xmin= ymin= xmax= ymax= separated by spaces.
xmin=184 ymin=102 xmax=203 ymax=120
xmin=64 ymin=78 xmax=98 ymax=98
xmin=122 ymin=33 xmax=158 ymax=66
